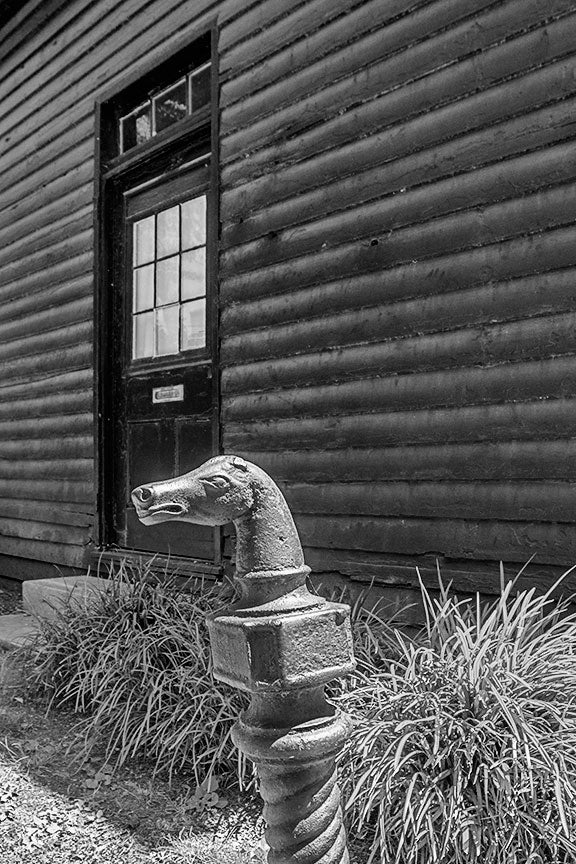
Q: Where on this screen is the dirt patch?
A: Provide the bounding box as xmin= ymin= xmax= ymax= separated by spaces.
xmin=0 ymin=649 xmax=369 ymax=863
xmin=0 ymin=648 xmax=265 ymax=863
xmin=0 ymin=579 xmax=22 ymax=616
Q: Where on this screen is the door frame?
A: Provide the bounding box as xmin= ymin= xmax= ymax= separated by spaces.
xmin=92 ymin=23 xmax=221 ymax=574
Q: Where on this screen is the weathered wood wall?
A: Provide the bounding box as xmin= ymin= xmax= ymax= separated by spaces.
xmin=0 ymin=0 xmax=248 ymax=577
xmin=1 ymin=0 xmax=576 ymax=592
xmin=218 ymin=0 xmax=576 ymax=590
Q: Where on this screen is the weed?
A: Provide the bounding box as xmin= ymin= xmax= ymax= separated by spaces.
xmin=338 ymin=573 xmax=576 ymax=863
xmin=27 ymin=560 xmax=247 ymax=787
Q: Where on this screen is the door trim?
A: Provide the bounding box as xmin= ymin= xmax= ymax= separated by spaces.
xmin=93 ymin=24 xmax=220 ymax=566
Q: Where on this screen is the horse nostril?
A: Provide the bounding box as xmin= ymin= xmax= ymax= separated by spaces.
xmin=133 ymin=486 xmax=154 ymax=508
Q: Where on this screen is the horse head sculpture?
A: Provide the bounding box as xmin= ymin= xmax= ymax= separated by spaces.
xmin=131 ymin=454 xmax=315 ymax=611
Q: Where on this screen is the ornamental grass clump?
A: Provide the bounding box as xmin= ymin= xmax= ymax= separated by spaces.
xmin=28 ymin=561 xmax=247 ymax=785
xmin=339 ymin=575 xmax=576 ymax=864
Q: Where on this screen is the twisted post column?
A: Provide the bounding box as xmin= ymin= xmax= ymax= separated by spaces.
xmin=208 ymin=565 xmax=354 ymax=864
xmin=131 ymin=455 xmax=355 ymax=863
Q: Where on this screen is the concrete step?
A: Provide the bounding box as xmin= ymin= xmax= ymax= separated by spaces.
xmin=0 ymin=613 xmax=38 ymax=650
xmin=22 ymin=574 xmax=118 ymax=624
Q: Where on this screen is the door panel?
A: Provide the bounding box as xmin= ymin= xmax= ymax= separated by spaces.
xmin=110 ymin=163 xmax=217 ymax=560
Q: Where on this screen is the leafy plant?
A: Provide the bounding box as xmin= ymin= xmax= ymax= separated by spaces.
xmin=27 ymin=559 xmax=247 ymax=786
xmin=338 ymin=573 xmax=576 ymax=864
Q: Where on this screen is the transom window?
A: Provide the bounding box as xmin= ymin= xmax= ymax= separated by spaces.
xmin=132 ymin=195 xmax=207 ymax=359
xmin=120 ymin=62 xmax=211 ymax=153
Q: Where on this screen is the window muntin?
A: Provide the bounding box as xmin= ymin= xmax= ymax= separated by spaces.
xmin=131 ymin=194 xmax=207 ymax=360
xmin=119 ymin=62 xmax=211 ymax=154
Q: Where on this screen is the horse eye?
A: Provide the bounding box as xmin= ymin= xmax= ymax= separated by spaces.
xmin=206 ymin=476 xmax=229 ymax=489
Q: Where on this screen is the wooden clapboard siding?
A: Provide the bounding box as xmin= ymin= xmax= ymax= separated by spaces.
xmin=219 ymin=0 xmax=576 ymax=587
xmin=225 ymin=400 xmax=576 ymax=451
xmin=2 ymin=0 xmax=576 ymax=588
xmin=0 ymin=0 xmax=254 ymax=575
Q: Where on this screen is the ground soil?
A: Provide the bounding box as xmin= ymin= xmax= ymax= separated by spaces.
xmin=0 ymin=647 xmax=369 ymax=863
xmin=0 ymin=578 xmax=22 ymax=615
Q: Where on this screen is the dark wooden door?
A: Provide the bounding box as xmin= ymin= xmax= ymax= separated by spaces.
xmin=109 ymin=161 xmax=217 ymax=560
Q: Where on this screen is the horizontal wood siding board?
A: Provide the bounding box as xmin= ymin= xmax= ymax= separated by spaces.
xmin=0 ymin=233 xmax=92 ymax=297
xmin=0 ymin=298 xmax=92 ymax=345
xmin=0 ymin=0 xmax=136 ymax=108
xmin=0 ymin=392 xmax=92 ymax=423
xmin=0 ymin=344 xmax=93 ymax=387
xmin=0 ymin=0 xmax=248 ymax=152
xmin=221 ymin=181 xmax=576 ymax=279
xmin=0 ymin=173 xmax=92 ymax=252
xmin=0 ymin=500 xmax=93 ymax=528
xmin=221 ymin=0 xmax=565 ymax=136
xmin=295 ymin=514 xmax=576 ymax=567
xmin=0 ymin=458 xmax=93 ymax=482
xmin=0 ymin=437 xmax=93 ymax=460
xmin=222 ymin=45 xmax=576 ymax=190
xmin=225 ymin=399 xmax=576 ymax=452
xmin=236 ymin=442 xmax=576 ymax=483
xmin=220 ymin=0 xmax=429 ymax=106
xmin=221 ymin=311 xmax=576 ymax=381
xmin=220 ymin=212 xmax=576 ymax=305
xmin=301 ymin=547 xmax=552 ymax=594
xmin=0 ymin=255 xmax=92 ymax=309
xmin=223 ymin=266 xmax=576 ymax=340
xmin=0 ymin=516 xmax=89 ymax=546
xmin=0 ymin=536 xmax=88 ymax=568
xmin=220 ymin=0 xmax=322 ymax=55
xmin=222 ymin=92 xmax=576 ymax=227
xmin=220 ymin=10 xmax=576 ymax=163
xmin=223 ymin=133 xmax=576 ymax=252
xmin=0 ymin=0 xmax=97 ymax=81
xmin=0 ymin=0 xmax=171 ymax=135
xmin=0 ymin=369 xmax=92 ymax=403
xmin=284 ymin=481 xmax=576 ymax=523
xmin=220 ymin=0 xmax=369 ymax=67
xmin=0 ymin=277 xmax=92 ymax=325
xmin=0 ymin=322 xmax=92 ymax=365
xmin=222 ymin=0 xmax=437 ymax=112
xmin=222 ymin=141 xmax=576 ymax=262
xmin=0 ymin=479 xmax=93 ymax=504
xmin=0 ymin=124 xmax=92 ymax=206
xmin=0 ymin=415 xmax=93 ymax=442
xmin=223 ymin=357 xmax=576 ymax=422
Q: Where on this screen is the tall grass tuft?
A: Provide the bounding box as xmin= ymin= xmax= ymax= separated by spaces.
xmin=338 ymin=574 xmax=576 ymax=864
xmin=28 ymin=560 xmax=247 ymax=785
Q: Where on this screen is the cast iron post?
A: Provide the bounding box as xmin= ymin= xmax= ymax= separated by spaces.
xmin=132 ymin=455 xmax=355 ymax=863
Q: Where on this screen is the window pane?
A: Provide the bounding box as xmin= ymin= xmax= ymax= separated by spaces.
xmin=133 ymin=216 xmax=155 ymax=266
xmin=190 ymin=64 xmax=211 ymax=113
xmin=157 ymin=205 xmax=180 ymax=258
xmin=153 ymin=79 xmax=187 ymax=133
xmin=181 ymin=196 xmax=206 ymax=249
xmin=155 ymin=305 xmax=179 ymax=356
xmin=133 ymin=311 xmax=154 ymax=359
xmin=133 ymin=264 xmax=154 ymax=312
xmin=121 ymin=104 xmax=152 ymax=152
xmin=156 ymin=256 xmax=179 ymax=306
xmin=181 ymin=248 xmax=206 ymax=300
xmin=181 ymin=299 xmax=205 ymax=351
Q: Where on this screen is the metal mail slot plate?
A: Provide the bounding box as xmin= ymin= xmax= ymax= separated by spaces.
xmin=152 ymin=384 xmax=184 ymax=404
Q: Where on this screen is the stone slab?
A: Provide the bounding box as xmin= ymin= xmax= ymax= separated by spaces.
xmin=22 ymin=575 xmax=120 ymax=623
xmin=0 ymin=614 xmax=38 ymax=650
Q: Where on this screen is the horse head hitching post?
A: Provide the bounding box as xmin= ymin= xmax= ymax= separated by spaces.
xmin=132 ymin=454 xmax=355 ymax=863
